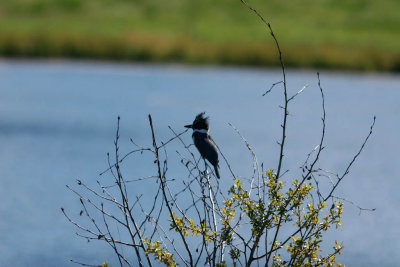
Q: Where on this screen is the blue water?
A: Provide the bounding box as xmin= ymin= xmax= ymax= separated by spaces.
xmin=0 ymin=60 xmax=399 ymax=266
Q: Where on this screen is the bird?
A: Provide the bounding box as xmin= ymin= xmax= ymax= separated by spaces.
xmin=185 ymin=112 xmax=220 ymax=179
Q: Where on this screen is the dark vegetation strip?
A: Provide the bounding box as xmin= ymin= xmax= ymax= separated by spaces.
xmin=1 ymin=33 xmax=399 ymax=71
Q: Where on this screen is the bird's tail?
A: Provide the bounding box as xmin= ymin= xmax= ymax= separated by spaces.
xmin=214 ymin=166 xmax=220 ymax=179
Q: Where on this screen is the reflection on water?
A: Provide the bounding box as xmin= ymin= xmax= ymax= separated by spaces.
xmin=0 ymin=60 xmax=399 ymax=266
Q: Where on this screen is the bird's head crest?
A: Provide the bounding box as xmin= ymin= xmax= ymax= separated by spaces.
xmin=192 ymin=112 xmax=209 ymax=130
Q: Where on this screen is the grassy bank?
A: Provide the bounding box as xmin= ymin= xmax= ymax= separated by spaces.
xmin=1 ymin=0 xmax=400 ymax=71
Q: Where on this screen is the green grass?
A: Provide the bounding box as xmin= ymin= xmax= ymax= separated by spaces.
xmin=1 ymin=0 xmax=400 ymax=71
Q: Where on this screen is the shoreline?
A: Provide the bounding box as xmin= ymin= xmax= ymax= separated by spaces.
xmin=2 ymin=57 xmax=399 ymax=77
xmin=0 ymin=44 xmax=400 ymax=73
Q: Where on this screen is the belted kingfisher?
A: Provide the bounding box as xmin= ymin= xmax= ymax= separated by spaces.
xmin=185 ymin=113 xmax=220 ymax=179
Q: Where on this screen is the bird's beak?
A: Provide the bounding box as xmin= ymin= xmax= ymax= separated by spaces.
xmin=184 ymin=124 xmax=192 ymax=128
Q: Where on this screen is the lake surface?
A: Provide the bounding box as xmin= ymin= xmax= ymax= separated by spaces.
xmin=0 ymin=60 xmax=399 ymax=266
